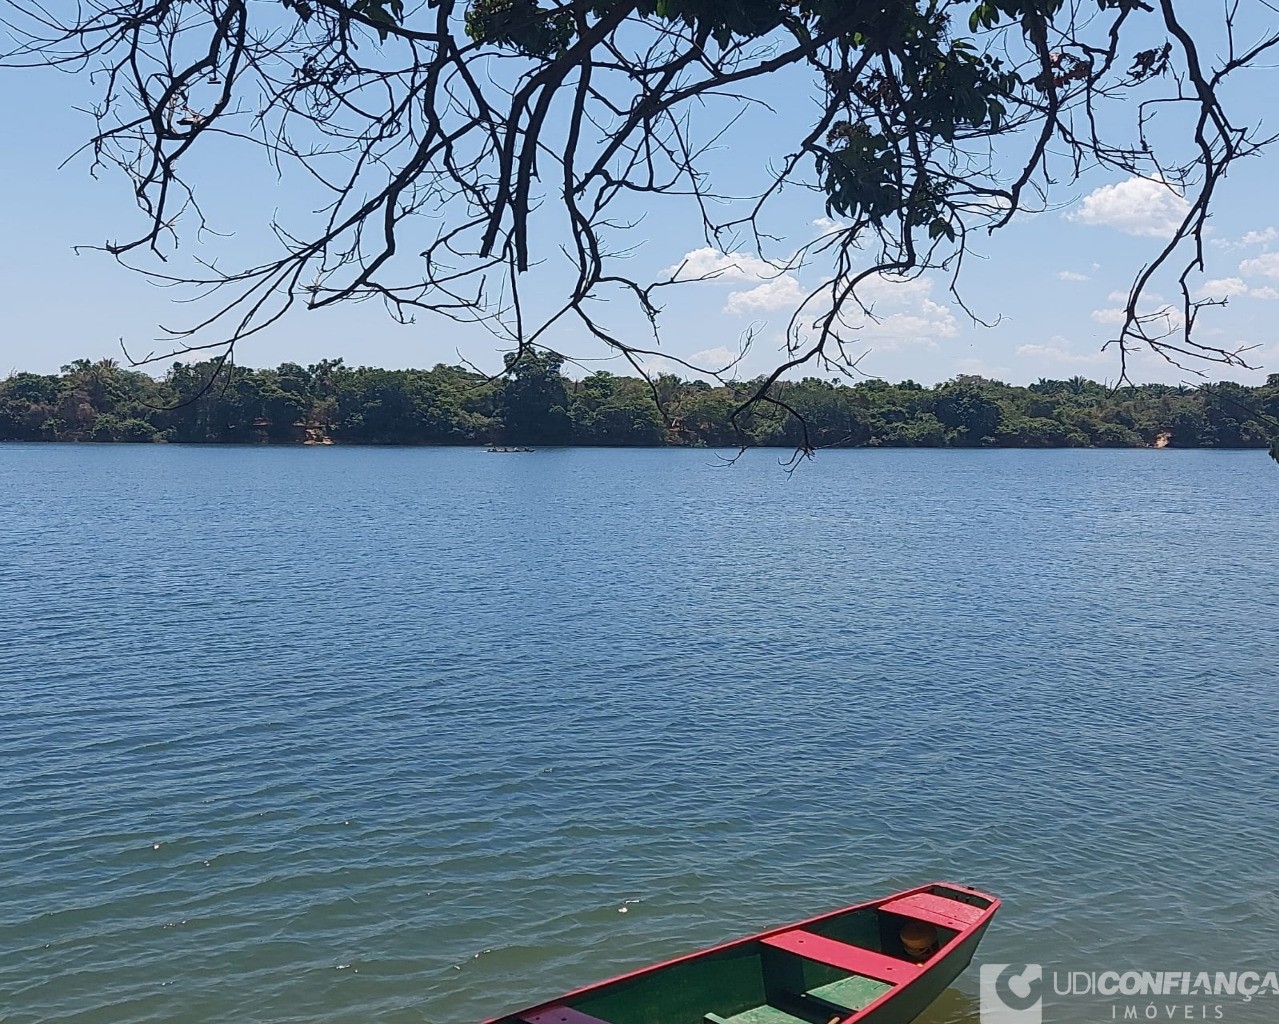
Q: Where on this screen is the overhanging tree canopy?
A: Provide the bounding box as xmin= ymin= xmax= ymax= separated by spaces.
xmin=4 ymin=0 xmax=1278 ymax=443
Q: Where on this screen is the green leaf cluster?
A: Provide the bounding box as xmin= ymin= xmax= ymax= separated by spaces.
xmin=465 ymin=0 xmax=576 ymax=56
xmin=458 ymin=0 xmax=1078 ymax=237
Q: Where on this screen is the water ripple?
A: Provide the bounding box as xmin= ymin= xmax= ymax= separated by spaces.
xmin=1 ymin=446 xmax=1277 ymax=1024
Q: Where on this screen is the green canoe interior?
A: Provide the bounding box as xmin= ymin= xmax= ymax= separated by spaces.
xmin=498 ymin=895 xmax=985 ymax=1024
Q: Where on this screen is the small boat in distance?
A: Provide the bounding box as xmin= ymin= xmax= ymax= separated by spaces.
xmin=482 ymin=883 xmax=998 ymax=1024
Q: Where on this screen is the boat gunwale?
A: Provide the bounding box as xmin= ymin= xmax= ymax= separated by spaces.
xmin=480 ymin=881 xmax=1001 ymax=1024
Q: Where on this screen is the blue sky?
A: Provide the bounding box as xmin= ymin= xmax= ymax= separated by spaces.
xmin=2 ymin=5 xmax=1277 ymax=386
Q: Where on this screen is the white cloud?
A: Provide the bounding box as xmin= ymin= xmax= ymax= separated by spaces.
xmin=732 ymin=273 xmax=957 ymax=348
xmin=877 ymin=302 xmax=959 ymax=343
xmin=669 ymin=255 xmax=959 ymax=347
xmin=665 ymin=245 xmax=803 ymax=313
xmin=664 ymin=246 xmax=807 ymax=315
xmin=634 ymin=355 xmax=682 ymax=377
xmin=953 ymin=358 xmax=1014 ymax=380
xmin=1240 ymin=251 xmax=1279 ymax=279
xmin=811 ymin=216 xmax=850 ymax=234
xmin=1091 ymin=307 xmax=1128 ymax=326
xmin=689 ymin=346 xmax=740 ymax=369
xmin=725 ymin=275 xmax=806 ymax=314
xmin=1016 ymin=343 xmax=1108 ymax=366
xmin=1091 ymin=305 xmax=1184 ymax=329
xmin=873 ymin=312 xmax=956 ymax=347
xmin=1105 ymin=288 xmax=1165 ymax=304
xmin=1197 ymin=277 xmax=1250 ymax=298
xmin=852 ymin=274 xmax=934 ymax=306
xmin=1193 ymin=270 xmax=1279 ymax=300
xmin=664 ymin=247 xmax=785 ymax=283
xmin=1214 ymin=227 xmax=1277 ymax=251
xmin=1070 ymin=177 xmax=1190 ymax=238
xmin=851 ymin=275 xmax=958 ymax=347
xmin=1059 ymin=271 xmax=1090 ymax=282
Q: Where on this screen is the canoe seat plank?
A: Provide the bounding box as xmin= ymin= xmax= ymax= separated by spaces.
xmin=879 ymin=893 xmax=983 ymax=930
xmin=523 ymin=1007 xmax=614 ymax=1024
xmin=761 ymin=931 xmax=922 ymax=985
xmin=804 ymin=975 xmax=893 ymax=1013
xmin=704 ymin=1005 xmax=811 ymax=1024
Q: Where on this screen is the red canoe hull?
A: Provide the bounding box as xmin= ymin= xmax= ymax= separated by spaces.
xmin=482 ymin=882 xmax=1000 ymax=1024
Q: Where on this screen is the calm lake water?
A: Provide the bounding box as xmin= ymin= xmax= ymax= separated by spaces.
xmin=2 ymin=444 xmax=1277 ymax=1024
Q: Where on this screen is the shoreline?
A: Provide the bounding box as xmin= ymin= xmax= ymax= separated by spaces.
xmin=1 ymin=438 xmax=1270 ymax=452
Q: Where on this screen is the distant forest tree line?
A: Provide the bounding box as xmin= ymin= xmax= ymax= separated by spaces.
xmin=4 ymin=354 xmax=1279 ymax=451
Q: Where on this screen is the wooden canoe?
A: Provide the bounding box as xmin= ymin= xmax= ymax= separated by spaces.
xmin=483 ymin=883 xmax=999 ymax=1024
